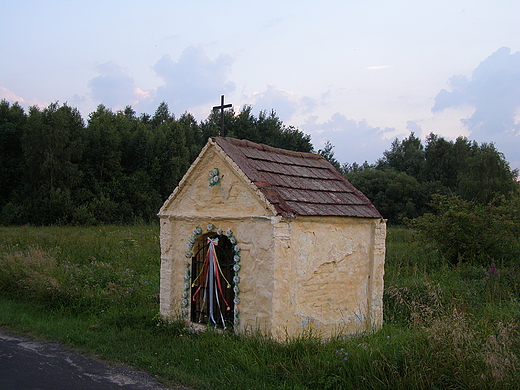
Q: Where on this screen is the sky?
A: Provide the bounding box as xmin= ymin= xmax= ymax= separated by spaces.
xmin=1 ymin=0 xmax=519 ymax=170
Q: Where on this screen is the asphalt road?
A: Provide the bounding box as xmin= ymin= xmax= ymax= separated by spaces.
xmin=0 ymin=328 xmax=190 ymax=390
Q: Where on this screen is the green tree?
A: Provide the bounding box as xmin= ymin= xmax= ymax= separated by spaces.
xmin=318 ymin=141 xmax=341 ymax=171
xmin=0 ymin=101 xmax=26 ymax=205
xmin=178 ymin=112 xmax=204 ymax=162
xmin=151 ymin=101 xmax=174 ymax=127
xmin=21 ymin=102 xmax=84 ymax=224
xmin=457 ymin=142 xmax=519 ymax=204
xmin=83 ymin=105 xmax=123 ymax=185
xmin=201 ymin=105 xmax=313 ymax=153
xmin=346 ymin=169 xmax=431 ymax=223
xmin=377 ymin=132 xmax=425 ymax=179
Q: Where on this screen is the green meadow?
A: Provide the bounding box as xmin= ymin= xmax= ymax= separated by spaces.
xmin=0 ymin=225 xmax=518 ymax=389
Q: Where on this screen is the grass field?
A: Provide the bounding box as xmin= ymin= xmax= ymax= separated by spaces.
xmin=0 ymin=225 xmax=518 ymax=389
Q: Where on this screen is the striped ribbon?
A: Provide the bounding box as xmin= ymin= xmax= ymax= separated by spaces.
xmin=192 ymin=237 xmax=231 ymax=327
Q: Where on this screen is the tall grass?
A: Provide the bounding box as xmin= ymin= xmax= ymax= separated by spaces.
xmin=0 ymin=225 xmax=518 ymax=389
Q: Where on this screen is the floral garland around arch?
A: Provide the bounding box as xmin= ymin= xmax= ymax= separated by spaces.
xmin=182 ymin=223 xmax=241 ymax=326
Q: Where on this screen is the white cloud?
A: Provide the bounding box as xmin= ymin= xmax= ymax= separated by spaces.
xmin=432 ymin=47 xmax=520 ymax=169
xmin=150 ymin=45 xmax=235 ymax=114
xmin=0 ymin=86 xmax=25 ymax=103
xmin=366 ymin=65 xmax=391 ymax=70
xmin=433 ymin=47 xmax=520 ymax=136
xmin=0 ymin=86 xmax=50 ymax=111
xmin=88 ymin=61 xmax=140 ymax=110
xmin=301 ymin=113 xmax=397 ymax=165
xmin=249 ymin=86 xmax=299 ymax=121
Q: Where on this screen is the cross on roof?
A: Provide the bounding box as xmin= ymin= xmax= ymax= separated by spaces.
xmin=213 ymin=95 xmax=232 ymax=136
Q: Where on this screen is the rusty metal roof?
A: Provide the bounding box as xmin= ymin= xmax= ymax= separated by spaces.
xmin=213 ymin=137 xmax=382 ymax=219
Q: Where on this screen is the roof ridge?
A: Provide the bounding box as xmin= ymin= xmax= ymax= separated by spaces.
xmin=212 ymin=136 xmax=324 ymax=160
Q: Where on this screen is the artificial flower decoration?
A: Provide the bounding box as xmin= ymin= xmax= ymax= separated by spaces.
xmin=209 ymin=168 xmax=220 ymax=186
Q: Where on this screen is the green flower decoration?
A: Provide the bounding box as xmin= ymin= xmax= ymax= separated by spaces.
xmin=209 ymin=168 xmax=220 ymax=186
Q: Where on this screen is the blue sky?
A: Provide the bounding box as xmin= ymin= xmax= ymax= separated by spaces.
xmin=1 ymin=0 xmax=519 ymax=170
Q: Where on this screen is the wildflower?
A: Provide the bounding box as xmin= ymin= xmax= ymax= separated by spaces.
xmin=488 ymin=261 xmax=498 ymax=277
xmin=335 ymin=348 xmax=349 ymax=361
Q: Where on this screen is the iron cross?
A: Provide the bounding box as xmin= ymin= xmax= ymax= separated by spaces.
xmin=213 ymin=95 xmax=232 ymax=137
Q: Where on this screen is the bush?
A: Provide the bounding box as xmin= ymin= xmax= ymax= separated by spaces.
xmin=410 ymin=195 xmax=520 ymax=266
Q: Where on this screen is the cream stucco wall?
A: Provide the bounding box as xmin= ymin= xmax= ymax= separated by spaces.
xmin=159 ymin=141 xmax=386 ymax=340
xmin=270 ymin=216 xmax=386 ymax=340
xmin=159 ymin=143 xmax=279 ymax=332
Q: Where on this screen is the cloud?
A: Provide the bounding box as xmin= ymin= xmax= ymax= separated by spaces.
xmin=366 ymin=65 xmax=391 ymax=70
xmin=88 ymin=62 xmax=140 ymax=109
xmin=433 ymin=47 xmax=520 ymax=135
xmin=406 ymin=120 xmax=422 ymax=134
xmin=249 ymin=86 xmax=299 ymax=121
xmin=0 ymin=86 xmax=49 ymax=111
xmin=245 ymin=86 xmax=324 ymax=123
xmin=0 ymin=86 xmax=25 ymax=103
xmin=432 ymin=47 xmax=520 ymax=168
xmin=151 ymin=45 xmax=235 ymax=113
xmin=301 ymin=113 xmax=397 ymax=165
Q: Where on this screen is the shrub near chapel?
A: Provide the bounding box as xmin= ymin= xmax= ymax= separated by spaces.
xmin=411 ymin=194 xmax=520 ymax=266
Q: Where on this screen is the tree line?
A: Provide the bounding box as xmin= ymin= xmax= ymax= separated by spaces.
xmin=328 ymin=133 xmax=519 ymax=224
xmin=0 ymin=100 xmax=312 ymax=225
xmin=1 ymin=99 xmax=518 ymax=226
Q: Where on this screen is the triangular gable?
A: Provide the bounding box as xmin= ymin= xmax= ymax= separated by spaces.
xmin=158 ymin=138 xmax=278 ymax=218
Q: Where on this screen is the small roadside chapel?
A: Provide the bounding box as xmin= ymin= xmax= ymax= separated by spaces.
xmin=158 ymin=137 xmax=386 ymax=340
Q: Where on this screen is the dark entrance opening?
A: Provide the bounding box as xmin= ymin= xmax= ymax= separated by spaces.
xmin=191 ymin=233 xmax=235 ymax=328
